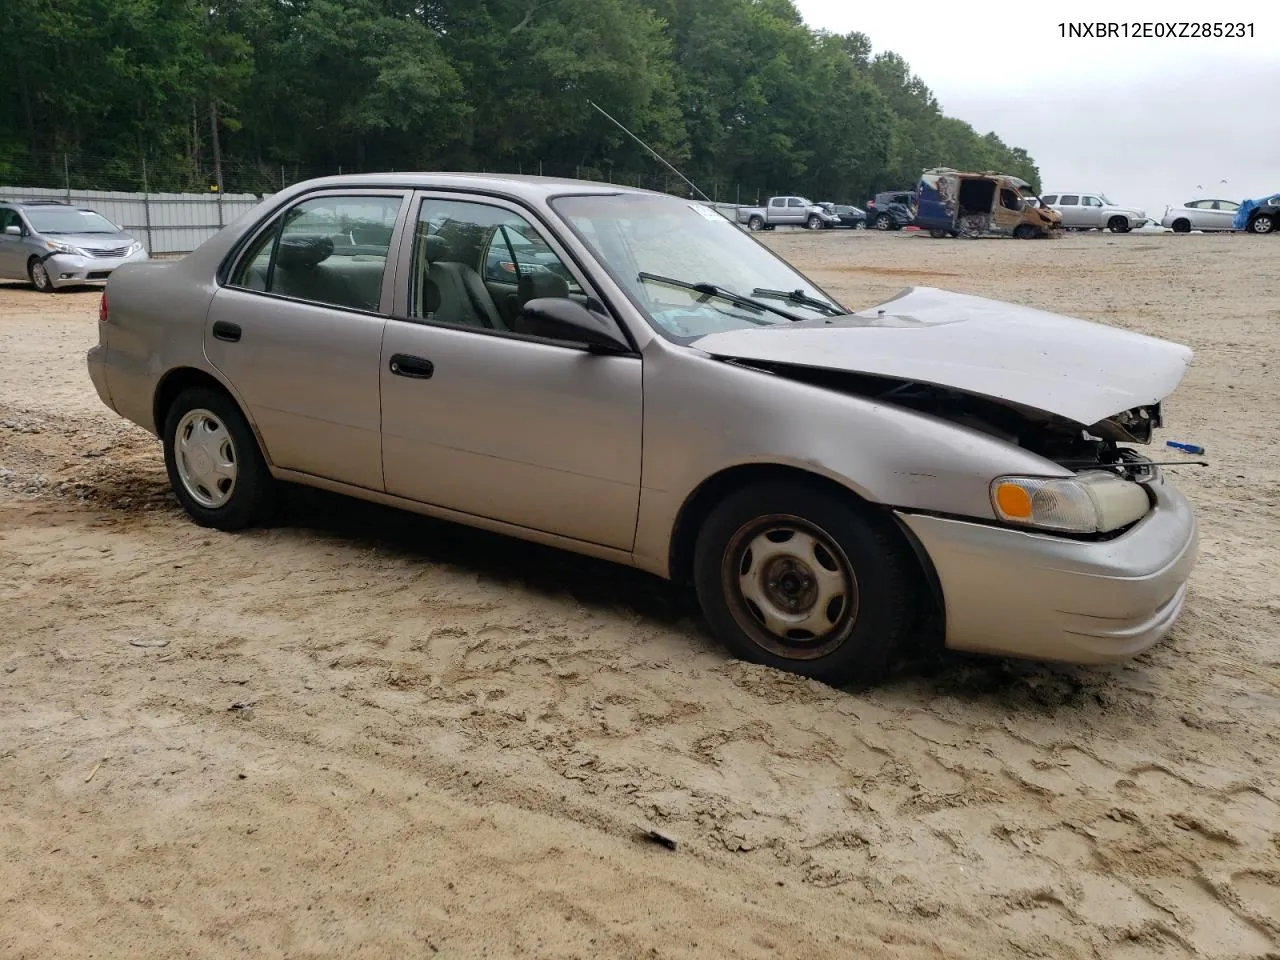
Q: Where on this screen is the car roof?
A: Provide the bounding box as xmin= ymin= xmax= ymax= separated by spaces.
xmin=281 ymin=172 xmax=658 ymax=202
xmin=0 ymin=199 xmax=76 ymax=208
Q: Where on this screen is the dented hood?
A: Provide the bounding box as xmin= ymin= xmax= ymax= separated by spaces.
xmin=692 ymin=287 xmax=1192 ymax=426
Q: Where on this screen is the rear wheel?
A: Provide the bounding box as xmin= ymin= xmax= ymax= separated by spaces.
xmin=1249 ymin=214 xmax=1274 ymax=234
xmin=874 ymin=213 xmax=893 ymax=230
xmin=693 ymin=480 xmax=920 ymax=687
xmin=1107 ymin=216 xmax=1130 ymax=233
xmin=747 ymin=215 xmax=764 ymax=232
xmin=28 ymin=257 xmax=54 ymax=293
xmin=1172 ymin=218 xmax=1191 ymax=233
xmin=162 ymin=387 xmax=274 ymax=531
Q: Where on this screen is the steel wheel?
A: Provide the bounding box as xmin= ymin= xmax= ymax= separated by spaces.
xmin=721 ymin=514 xmax=859 ymax=660
xmin=173 ymin=408 xmax=237 ymax=508
xmin=28 ymin=258 xmax=53 ymax=292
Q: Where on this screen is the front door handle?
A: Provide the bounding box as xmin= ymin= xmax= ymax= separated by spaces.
xmin=389 ymin=353 xmax=434 ymax=379
xmin=212 ymin=320 xmax=241 ymax=343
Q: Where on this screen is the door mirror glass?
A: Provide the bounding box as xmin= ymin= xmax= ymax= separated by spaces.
xmin=519 ymin=297 xmax=630 ymax=353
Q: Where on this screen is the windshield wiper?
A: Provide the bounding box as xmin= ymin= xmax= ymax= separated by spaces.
xmin=637 ymin=272 xmax=806 ymax=323
xmin=751 ymin=287 xmax=846 ymax=317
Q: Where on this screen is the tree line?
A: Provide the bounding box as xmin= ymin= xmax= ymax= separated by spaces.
xmin=0 ymin=0 xmax=1040 ymax=202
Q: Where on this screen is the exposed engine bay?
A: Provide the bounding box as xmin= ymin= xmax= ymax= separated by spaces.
xmin=728 ymin=360 xmax=1165 ymax=480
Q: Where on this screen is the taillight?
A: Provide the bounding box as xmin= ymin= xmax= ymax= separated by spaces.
xmin=99 ymin=292 xmax=108 ymax=323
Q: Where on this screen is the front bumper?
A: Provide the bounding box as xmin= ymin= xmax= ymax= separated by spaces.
xmin=898 ymin=475 xmax=1198 ymax=664
xmin=44 ymin=249 xmax=148 ymax=288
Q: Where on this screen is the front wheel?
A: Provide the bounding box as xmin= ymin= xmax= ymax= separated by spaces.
xmin=1172 ymin=218 xmax=1191 ymax=233
xmin=1013 ymin=224 xmax=1037 ymax=239
xmin=693 ymin=481 xmax=921 ymax=687
xmin=1108 ymin=216 xmax=1131 ymax=233
xmin=1249 ymin=214 xmax=1274 ymax=234
xmin=162 ymin=387 xmax=275 ymax=531
xmin=806 ymin=214 xmax=822 ymax=230
xmin=28 ymin=257 xmax=54 ymax=292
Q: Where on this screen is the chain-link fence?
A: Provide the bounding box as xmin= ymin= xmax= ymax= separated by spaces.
xmin=1 ymin=153 xmax=780 ymax=254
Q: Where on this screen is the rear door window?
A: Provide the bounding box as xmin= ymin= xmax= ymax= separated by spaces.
xmin=229 ymin=194 xmax=403 ymax=312
xmin=1059 ymin=195 xmax=1079 ymax=206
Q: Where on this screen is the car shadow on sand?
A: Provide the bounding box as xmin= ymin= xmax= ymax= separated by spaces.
xmin=271 ymin=481 xmax=1117 ymax=710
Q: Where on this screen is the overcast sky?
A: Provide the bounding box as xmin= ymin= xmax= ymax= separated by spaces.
xmin=793 ymin=0 xmax=1280 ymax=216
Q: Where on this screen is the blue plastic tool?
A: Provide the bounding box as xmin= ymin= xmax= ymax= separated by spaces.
xmin=1166 ymin=441 xmax=1205 ymax=455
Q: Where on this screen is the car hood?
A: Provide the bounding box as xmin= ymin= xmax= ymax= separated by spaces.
xmin=691 ymin=287 xmax=1192 ymax=427
xmin=49 ymin=233 xmax=136 ymax=250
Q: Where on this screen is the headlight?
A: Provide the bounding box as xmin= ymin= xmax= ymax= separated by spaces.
xmin=45 ymin=239 xmax=88 ymax=257
xmin=991 ymin=472 xmax=1151 ymax=534
xmin=128 ymin=241 xmax=143 ymax=254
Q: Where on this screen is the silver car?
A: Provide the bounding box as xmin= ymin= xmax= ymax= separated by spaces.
xmin=1041 ymin=192 xmax=1147 ymax=233
xmin=1160 ymin=199 xmax=1242 ymax=233
xmin=87 ymin=174 xmax=1199 ymax=686
xmin=0 ymin=200 xmax=148 ymax=291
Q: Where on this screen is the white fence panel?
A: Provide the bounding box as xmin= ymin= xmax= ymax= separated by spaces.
xmin=0 ymin=185 xmax=267 ymax=255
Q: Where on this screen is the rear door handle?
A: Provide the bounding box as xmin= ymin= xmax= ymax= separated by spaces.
xmin=389 ymin=353 xmax=434 ymax=379
xmin=212 ymin=320 xmax=241 ymax=343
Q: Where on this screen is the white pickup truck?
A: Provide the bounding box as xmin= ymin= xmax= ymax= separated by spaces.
xmin=736 ymin=196 xmax=838 ymax=231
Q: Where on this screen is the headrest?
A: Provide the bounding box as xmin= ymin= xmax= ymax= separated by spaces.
xmin=421 ymin=234 xmax=450 ymax=263
xmin=518 ymin=270 xmax=570 ymax=303
xmin=275 ymin=234 xmax=333 ymax=269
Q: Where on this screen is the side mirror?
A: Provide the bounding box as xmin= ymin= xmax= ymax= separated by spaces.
xmin=3 ymin=225 xmax=21 ymax=236
xmin=520 ymin=298 xmax=631 ymax=354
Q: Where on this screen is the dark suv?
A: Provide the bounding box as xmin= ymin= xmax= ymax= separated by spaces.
xmin=866 ymin=191 xmax=917 ymax=231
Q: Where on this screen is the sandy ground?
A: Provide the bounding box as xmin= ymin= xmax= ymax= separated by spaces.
xmin=2 ymin=230 xmax=1278 ymax=960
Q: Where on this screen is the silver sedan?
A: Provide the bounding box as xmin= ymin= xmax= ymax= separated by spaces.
xmin=87 ymin=174 xmax=1199 ymax=686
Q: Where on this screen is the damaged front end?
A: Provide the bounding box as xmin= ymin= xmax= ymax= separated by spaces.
xmin=725 ymin=360 xmax=1168 ymax=484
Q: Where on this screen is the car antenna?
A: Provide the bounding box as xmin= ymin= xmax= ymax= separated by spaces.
xmin=587 ymin=100 xmax=716 ymax=206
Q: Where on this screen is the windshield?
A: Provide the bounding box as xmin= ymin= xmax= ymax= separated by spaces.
xmin=550 ymin=193 xmax=845 ymax=340
xmin=1099 ymin=194 xmax=1116 ymax=205
xmin=24 ymin=208 xmax=121 ymax=234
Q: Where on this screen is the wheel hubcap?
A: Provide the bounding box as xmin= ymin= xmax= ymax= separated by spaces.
xmin=724 ymin=516 xmax=859 ymax=659
xmin=174 ymin=408 xmax=237 ymax=508
xmin=1255 ymin=218 xmax=1272 ymax=233
xmin=32 ymin=262 xmax=48 ymax=287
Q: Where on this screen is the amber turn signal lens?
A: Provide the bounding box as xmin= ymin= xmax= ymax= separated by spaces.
xmin=994 ymin=482 xmax=1033 ymax=519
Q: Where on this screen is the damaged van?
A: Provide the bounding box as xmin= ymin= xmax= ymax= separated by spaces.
xmin=914 ymin=168 xmax=1062 ymax=239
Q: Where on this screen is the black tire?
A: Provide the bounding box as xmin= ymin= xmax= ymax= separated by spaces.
xmin=28 ymin=257 xmax=54 ymax=293
xmin=806 ymin=214 xmax=822 ymax=230
xmin=1249 ymin=214 xmax=1274 ymax=235
xmin=693 ymin=480 xmax=921 ymax=687
xmin=747 ymin=215 xmax=764 ymax=232
xmin=1013 ymin=224 xmax=1036 ymax=239
xmin=162 ymin=386 xmax=275 ymax=531
xmin=874 ymin=213 xmax=893 ymax=230
xmin=928 ymin=229 xmax=949 ymax=239
xmin=1172 ymin=218 xmax=1191 ymax=233
xmin=1107 ymin=216 xmax=1130 ymax=233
